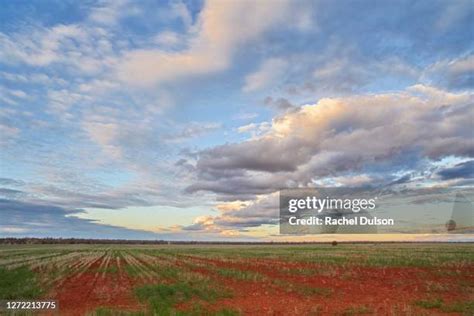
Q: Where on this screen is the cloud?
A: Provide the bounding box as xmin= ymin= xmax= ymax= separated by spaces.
xmin=0 ymin=195 xmax=259 ymax=240
xmin=312 ymin=58 xmax=372 ymax=92
xmin=0 ymin=174 xmax=166 ymax=214
xmin=180 ymin=193 xmax=279 ymax=233
xmin=0 ymin=71 xmax=68 ymax=86
xmin=164 ymin=122 xmax=221 ymax=143
xmin=183 ymin=185 xmax=474 ymax=233
xmin=187 ymin=86 xmax=473 ymax=198
xmin=0 ymin=198 xmax=160 ymax=239
xmin=0 ymin=188 xmax=23 ymax=197
xmin=263 ymin=97 xmax=296 ymax=112
xmin=437 ymin=160 xmax=474 ymax=180
xmin=0 ymin=123 xmax=20 ymax=145
xmin=1 ymin=0 xmax=473 ymax=241
xmin=289 ymin=55 xmax=418 ymax=96
xmin=23 ymin=184 xmax=157 ymax=210
xmin=117 ymin=0 xmax=299 ymax=86
xmin=153 ymin=31 xmax=183 ymax=47
xmin=47 ymin=89 xmax=92 ymax=118
xmin=88 ymin=0 xmax=135 ymax=26
xmin=215 ymin=193 xmax=279 ymax=228
xmin=436 ymin=0 xmax=473 ymax=31
xmin=422 ymin=54 xmax=474 ymax=90
xmin=243 ymin=58 xmax=288 ymax=92
xmin=82 ymin=120 xmax=122 ymax=159
xmin=169 ymin=1 xmax=193 ymax=29
xmin=0 ymin=178 xmax=25 ymax=186
xmin=232 ymin=112 xmax=259 ymax=121
xmin=0 ymin=22 xmax=119 ymax=77
xmin=0 ymin=24 xmax=86 ymax=67
xmin=237 ymin=122 xmax=271 ymax=138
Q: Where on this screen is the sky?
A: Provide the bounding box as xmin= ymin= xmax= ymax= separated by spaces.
xmin=0 ymin=0 xmax=473 ymax=241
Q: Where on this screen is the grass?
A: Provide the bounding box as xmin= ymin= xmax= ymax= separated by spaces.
xmin=0 ymin=266 xmax=42 ymax=299
xmin=215 ymin=268 xmax=266 ymax=281
xmin=414 ymin=298 xmax=474 ymax=315
xmin=273 ymin=279 xmax=333 ymax=297
xmin=178 ymin=304 xmax=240 ymax=316
xmin=440 ymin=300 xmax=474 ymax=314
xmin=414 ymin=298 xmax=444 ymax=309
xmin=154 ymin=244 xmax=474 ymax=268
xmin=95 ymin=265 xmax=118 ymax=274
xmin=297 ymin=285 xmax=333 ymax=297
xmin=135 ymin=280 xmax=232 ymax=315
xmin=340 ymin=305 xmax=373 ymax=315
xmin=90 ymin=308 xmax=145 ymax=316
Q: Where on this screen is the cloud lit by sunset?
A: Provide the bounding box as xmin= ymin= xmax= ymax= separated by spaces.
xmin=0 ymin=0 xmax=472 ymax=241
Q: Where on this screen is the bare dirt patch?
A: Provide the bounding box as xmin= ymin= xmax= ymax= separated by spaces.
xmin=183 ymin=255 xmax=473 ymax=315
xmin=45 ymin=254 xmax=143 ymax=316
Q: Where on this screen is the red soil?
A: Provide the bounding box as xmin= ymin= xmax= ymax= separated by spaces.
xmin=182 ymin=256 xmax=474 ymax=315
xmin=44 ymin=255 xmax=143 ymax=316
xmin=41 ymin=254 xmax=473 ymax=315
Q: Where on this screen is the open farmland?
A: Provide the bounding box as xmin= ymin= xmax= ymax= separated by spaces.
xmin=0 ymin=243 xmax=473 ymax=315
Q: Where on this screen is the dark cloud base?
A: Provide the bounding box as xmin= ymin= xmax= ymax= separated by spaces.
xmin=0 ymin=199 xmax=160 ymax=239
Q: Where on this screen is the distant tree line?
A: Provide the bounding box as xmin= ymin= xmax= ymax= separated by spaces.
xmin=0 ymin=238 xmax=462 ymax=245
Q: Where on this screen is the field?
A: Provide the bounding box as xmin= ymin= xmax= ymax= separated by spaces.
xmin=0 ymin=243 xmax=473 ymax=315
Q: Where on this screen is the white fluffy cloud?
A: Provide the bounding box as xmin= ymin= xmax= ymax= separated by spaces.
xmin=187 ymin=85 xmax=473 ymax=198
xmin=117 ymin=0 xmax=299 ymax=86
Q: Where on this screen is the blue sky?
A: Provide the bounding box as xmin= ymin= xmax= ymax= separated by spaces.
xmin=0 ymin=0 xmax=473 ymax=240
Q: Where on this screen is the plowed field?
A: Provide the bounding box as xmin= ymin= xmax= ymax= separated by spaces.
xmin=0 ymin=243 xmax=472 ymax=315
